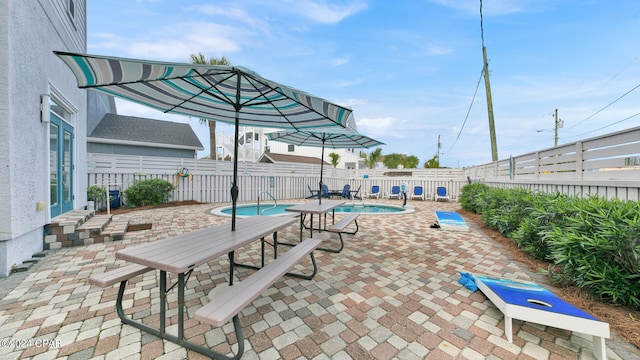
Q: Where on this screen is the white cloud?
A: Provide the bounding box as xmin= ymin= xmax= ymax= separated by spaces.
xmin=189 ymin=4 xmax=271 ymax=35
xmin=426 ymin=43 xmax=452 ymax=56
xmin=282 ymin=0 xmax=368 ymax=24
xmin=356 ymin=116 xmax=406 ymax=139
xmin=330 ymin=56 xmax=350 ymax=66
xmin=89 ymin=22 xmax=243 ymax=61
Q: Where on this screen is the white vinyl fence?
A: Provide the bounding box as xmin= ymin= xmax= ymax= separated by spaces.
xmin=87 ymin=153 xmax=467 ymax=205
xmin=464 ymin=125 xmax=640 ymax=201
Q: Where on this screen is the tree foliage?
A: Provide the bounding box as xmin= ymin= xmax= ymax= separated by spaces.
xmin=361 ymin=147 xmax=383 ymax=169
xmin=423 ymin=155 xmax=440 ymax=168
xmin=404 ymin=155 xmax=419 ymax=168
xmin=328 ymin=152 xmax=340 ymax=167
xmin=190 ymin=52 xmax=231 ymax=160
xmin=383 ymin=153 xmax=404 ymax=169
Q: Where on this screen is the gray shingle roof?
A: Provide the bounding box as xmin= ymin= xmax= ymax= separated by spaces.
xmin=258 ymin=152 xmax=329 ymax=165
xmin=89 ymin=114 xmax=203 ymax=149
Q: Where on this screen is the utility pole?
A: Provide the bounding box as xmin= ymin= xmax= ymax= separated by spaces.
xmin=483 ymin=47 xmax=498 ymax=161
xmin=480 ymin=0 xmax=498 ymax=161
xmin=553 ymin=108 xmax=563 ymax=147
xmin=436 ymin=134 xmax=441 ymax=167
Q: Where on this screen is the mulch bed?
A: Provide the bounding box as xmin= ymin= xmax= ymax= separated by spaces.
xmin=96 ymin=200 xmax=203 ymax=215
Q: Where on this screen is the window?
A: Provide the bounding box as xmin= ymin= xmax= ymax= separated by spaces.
xmin=288 ymin=144 xmax=295 ymax=152
xmin=67 ymin=0 xmax=75 ymax=21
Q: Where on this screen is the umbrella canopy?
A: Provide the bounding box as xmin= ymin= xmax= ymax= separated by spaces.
xmin=55 ymin=51 xmax=352 ymax=229
xmin=266 ymin=130 xmax=384 ymax=203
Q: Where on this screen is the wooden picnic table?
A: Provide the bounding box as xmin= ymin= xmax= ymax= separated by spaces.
xmin=116 ymin=216 xmax=295 ymax=273
xmin=286 ymin=199 xmax=345 ymax=241
xmin=113 ymin=216 xmax=302 ymax=358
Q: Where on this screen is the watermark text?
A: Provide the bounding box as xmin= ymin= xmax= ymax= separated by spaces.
xmin=1 ymin=338 xmax=62 ymax=349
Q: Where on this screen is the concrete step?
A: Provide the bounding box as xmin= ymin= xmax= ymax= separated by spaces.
xmin=101 ymin=217 xmax=130 ymax=241
xmin=10 ymin=251 xmax=48 ymax=274
xmin=45 ymin=212 xmax=129 ymax=249
xmin=76 ymin=214 xmax=112 ymax=233
xmin=50 ymin=210 xmax=95 ymax=228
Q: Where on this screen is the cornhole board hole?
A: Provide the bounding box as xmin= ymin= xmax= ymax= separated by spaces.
xmin=474 ymin=275 xmax=610 ymax=360
xmin=435 ymin=211 xmax=469 ymax=231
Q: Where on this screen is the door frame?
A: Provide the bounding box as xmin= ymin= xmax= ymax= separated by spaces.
xmin=46 ymin=90 xmax=77 ymax=219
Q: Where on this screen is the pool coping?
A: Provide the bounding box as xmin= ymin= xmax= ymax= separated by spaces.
xmin=209 ymin=201 xmax=415 ymax=218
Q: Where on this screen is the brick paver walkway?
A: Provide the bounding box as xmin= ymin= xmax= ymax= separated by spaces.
xmin=1 ymin=200 xmax=639 ymax=359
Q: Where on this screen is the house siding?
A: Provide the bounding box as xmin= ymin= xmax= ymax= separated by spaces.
xmin=0 ymin=0 xmax=87 ymax=277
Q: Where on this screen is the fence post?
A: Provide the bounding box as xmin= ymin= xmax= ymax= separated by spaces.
xmin=575 ymin=141 xmax=583 ymax=180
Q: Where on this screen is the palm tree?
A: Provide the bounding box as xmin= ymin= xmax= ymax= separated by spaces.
xmin=328 ymin=152 xmax=340 ymax=167
xmin=361 ymin=147 xmax=383 ymax=169
xmin=189 ymin=52 xmax=231 ymax=160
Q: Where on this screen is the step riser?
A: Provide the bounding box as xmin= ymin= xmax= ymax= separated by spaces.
xmin=44 ymin=211 xmax=128 ymax=249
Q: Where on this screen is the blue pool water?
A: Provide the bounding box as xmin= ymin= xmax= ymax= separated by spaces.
xmin=212 ymin=202 xmax=409 ymax=217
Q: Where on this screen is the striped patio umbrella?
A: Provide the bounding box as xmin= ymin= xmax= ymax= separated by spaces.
xmin=266 ymin=129 xmax=384 ymax=203
xmin=55 ymin=51 xmax=352 ymax=230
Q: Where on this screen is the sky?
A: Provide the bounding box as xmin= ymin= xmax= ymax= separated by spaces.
xmin=87 ymin=0 xmax=640 ymax=168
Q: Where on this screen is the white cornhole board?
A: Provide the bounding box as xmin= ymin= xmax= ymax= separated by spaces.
xmin=435 ymin=211 xmax=469 ymax=231
xmin=474 ymin=275 xmax=610 ymax=360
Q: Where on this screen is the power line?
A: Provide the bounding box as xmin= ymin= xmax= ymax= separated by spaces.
xmin=448 ymin=68 xmax=484 ymax=152
xmin=480 ymin=0 xmax=485 ymax=47
xmin=570 ymin=111 xmax=640 ymax=138
xmin=570 ymin=82 xmax=640 ymax=129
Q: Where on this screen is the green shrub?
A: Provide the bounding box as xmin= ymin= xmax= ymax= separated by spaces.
xmin=544 ymin=196 xmax=640 ymax=307
xmin=87 ymin=185 xmax=107 ymax=202
xmin=87 ymin=185 xmax=108 ymax=210
xmin=459 ymin=183 xmax=491 ymax=213
xmin=468 ymin=186 xmax=640 ymax=309
xmin=124 ymin=179 xmax=174 ymax=207
xmin=479 ymin=188 xmax=535 ymax=237
xmin=510 ymin=192 xmax=573 ymax=260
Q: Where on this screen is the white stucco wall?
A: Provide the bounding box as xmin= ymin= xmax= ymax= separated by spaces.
xmin=0 ymin=0 xmax=87 ymax=277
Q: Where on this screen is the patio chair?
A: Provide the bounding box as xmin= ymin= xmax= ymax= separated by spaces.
xmin=321 ymin=184 xmax=330 ymax=198
xmin=411 ymin=186 xmax=425 ymax=200
xmin=306 ymin=185 xmax=319 ymax=199
xmin=435 ymin=186 xmax=450 ymax=202
xmin=388 ymin=185 xmax=401 ymax=199
xmin=340 ymin=184 xmax=352 ymax=199
xmin=350 ymin=185 xmax=362 ymax=200
xmin=365 ymin=185 xmax=380 ymax=199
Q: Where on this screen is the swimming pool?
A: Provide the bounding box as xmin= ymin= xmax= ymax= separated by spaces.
xmin=210 ymin=202 xmax=413 ymax=217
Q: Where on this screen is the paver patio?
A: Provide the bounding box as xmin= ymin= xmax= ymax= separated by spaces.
xmin=1 ymin=200 xmax=638 ymax=360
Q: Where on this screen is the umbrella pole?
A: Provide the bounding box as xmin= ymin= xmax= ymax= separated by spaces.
xmin=231 ymin=111 xmax=240 ymax=231
xmin=319 ymin=141 xmax=325 ymax=205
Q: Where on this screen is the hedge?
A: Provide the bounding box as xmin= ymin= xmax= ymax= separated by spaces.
xmin=460 ymin=183 xmax=640 ymax=308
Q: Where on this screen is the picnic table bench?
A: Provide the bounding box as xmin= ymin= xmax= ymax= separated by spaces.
xmin=88 ymin=216 xmax=320 ymax=359
xmin=321 ymin=212 xmax=360 ymax=253
xmin=283 ymin=200 xmax=360 ymax=253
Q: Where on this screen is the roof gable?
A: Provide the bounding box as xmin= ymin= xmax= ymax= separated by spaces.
xmin=258 ymin=152 xmax=330 ymax=165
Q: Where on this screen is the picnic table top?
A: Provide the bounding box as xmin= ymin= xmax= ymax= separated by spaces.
xmin=285 ymin=200 xmax=346 ymax=214
xmin=115 ymin=216 xmax=297 ymax=274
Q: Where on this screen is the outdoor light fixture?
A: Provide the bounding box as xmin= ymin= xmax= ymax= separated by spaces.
xmin=40 ymin=94 xmax=50 ymax=123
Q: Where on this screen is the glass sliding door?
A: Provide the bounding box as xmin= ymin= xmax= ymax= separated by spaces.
xmin=49 ymin=100 xmax=74 ymax=217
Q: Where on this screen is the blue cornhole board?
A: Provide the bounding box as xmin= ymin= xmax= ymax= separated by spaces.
xmin=435 ymin=211 xmax=468 ymax=231
xmin=474 ymin=275 xmax=609 ymax=360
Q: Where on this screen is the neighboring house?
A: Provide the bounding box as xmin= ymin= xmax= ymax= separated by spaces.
xmin=88 ymin=114 xmax=203 ymax=158
xmin=0 ymin=0 xmax=88 ymax=277
xmin=257 ymin=152 xmax=330 ymax=166
xmin=265 ymin=136 xmax=363 ymax=169
xmin=217 ymin=127 xmax=366 ymax=169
